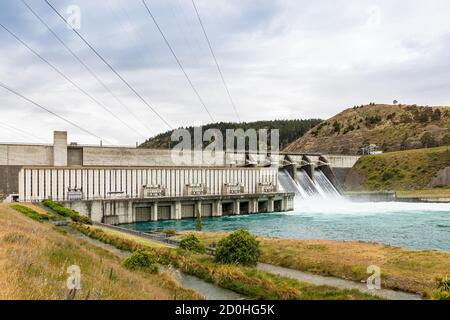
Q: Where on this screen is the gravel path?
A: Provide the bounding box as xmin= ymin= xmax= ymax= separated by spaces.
xmin=258 ymin=263 xmax=422 ymax=300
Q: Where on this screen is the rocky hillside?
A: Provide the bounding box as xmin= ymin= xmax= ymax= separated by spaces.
xmin=284 ymin=104 xmax=450 ymax=155
xmin=139 ymin=119 xmax=322 ymax=150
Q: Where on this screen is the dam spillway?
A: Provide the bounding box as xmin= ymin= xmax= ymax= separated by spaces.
xmin=0 ymin=130 xmax=354 ymax=224
xmin=277 ymin=167 xmax=343 ymax=200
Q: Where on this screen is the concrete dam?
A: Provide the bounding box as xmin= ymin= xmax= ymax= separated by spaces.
xmin=0 ymin=131 xmax=358 ymax=225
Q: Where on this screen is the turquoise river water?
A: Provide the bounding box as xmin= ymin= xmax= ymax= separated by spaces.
xmin=121 ymin=199 xmax=450 ymax=251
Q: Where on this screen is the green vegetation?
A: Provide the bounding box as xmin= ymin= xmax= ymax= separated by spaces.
xmin=122 ymin=249 xmax=159 ymax=274
xmin=71 ymin=223 xmax=379 ymax=300
xmin=285 ymin=104 xmax=450 ymax=154
xmin=195 ymin=232 xmax=450 ymax=297
xmin=350 ymin=146 xmax=450 ymax=191
xmin=140 ymin=119 xmax=322 ymax=150
xmin=179 ymin=234 xmax=205 ymax=253
xmin=11 ymin=204 xmax=55 ymax=222
xmin=162 ymin=228 xmax=176 ymax=237
xmin=42 ymin=199 xmax=92 ymax=225
xmin=215 ymin=229 xmax=261 ymax=266
xmin=432 ymin=276 xmax=450 ymax=300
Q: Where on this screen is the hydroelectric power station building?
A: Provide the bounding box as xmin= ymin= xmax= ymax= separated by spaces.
xmin=0 ymin=131 xmax=359 ymax=224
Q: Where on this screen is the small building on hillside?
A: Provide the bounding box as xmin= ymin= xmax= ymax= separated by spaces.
xmin=361 ymin=144 xmax=383 ymax=155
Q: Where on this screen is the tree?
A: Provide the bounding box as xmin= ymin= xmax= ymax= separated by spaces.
xmin=179 ymin=234 xmax=205 ymax=253
xmin=195 ymin=207 xmax=202 ymax=231
xmin=215 ymin=229 xmax=261 ymax=266
xmin=393 ymin=100 xmax=398 ymax=105
xmin=122 ymin=249 xmax=159 ymax=273
xmin=421 ymin=132 xmax=436 ymax=148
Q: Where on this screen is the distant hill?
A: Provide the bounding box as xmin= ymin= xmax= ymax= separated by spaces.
xmin=284 ymin=104 xmax=450 ymax=155
xmin=139 ymin=119 xmax=323 ymax=150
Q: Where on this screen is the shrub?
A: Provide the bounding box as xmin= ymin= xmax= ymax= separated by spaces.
xmin=432 ymin=276 xmax=450 ymax=300
xmin=420 ymin=132 xmax=437 ymax=148
xmin=122 ymin=249 xmax=159 ymax=273
xmin=179 ymin=234 xmax=205 ymax=253
xmin=332 ymin=121 xmax=341 ymax=133
xmin=215 ymin=229 xmax=261 ymax=266
xmin=162 ymin=228 xmax=176 ymax=237
xmin=11 ymin=204 xmax=55 ymax=222
xmin=441 ymin=134 xmax=450 ymax=146
xmin=42 ymin=199 xmax=92 ymax=225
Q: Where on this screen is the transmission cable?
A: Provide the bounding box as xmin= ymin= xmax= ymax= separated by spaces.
xmin=0 ymin=22 xmax=147 ymax=140
xmin=0 ymin=121 xmax=47 ymax=143
xmin=142 ymin=0 xmax=215 ymax=123
xmin=0 ymin=81 xmax=110 ymax=143
xmin=21 ymin=0 xmax=153 ymax=135
xmin=44 ymin=0 xmax=173 ymax=130
xmin=191 ymin=0 xmax=241 ymax=122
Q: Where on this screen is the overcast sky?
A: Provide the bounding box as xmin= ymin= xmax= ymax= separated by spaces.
xmin=1 ymin=0 xmax=450 ymax=145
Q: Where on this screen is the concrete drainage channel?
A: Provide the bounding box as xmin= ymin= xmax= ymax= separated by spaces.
xmin=97 ymin=223 xmax=423 ymax=301
xmin=61 ymin=226 xmax=246 ymax=300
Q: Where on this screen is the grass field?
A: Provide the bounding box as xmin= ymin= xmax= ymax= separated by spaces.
xmin=191 ymin=232 xmax=450 ymax=297
xmin=0 ymin=203 xmax=201 ymax=300
xmin=72 ymin=224 xmax=381 ymax=300
xmin=351 ymin=146 xmax=450 ymax=191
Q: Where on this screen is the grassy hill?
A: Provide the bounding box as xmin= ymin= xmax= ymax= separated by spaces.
xmin=0 ymin=203 xmax=200 ymax=300
xmin=284 ymin=104 xmax=450 ymax=155
xmin=344 ymin=146 xmax=450 ymax=191
xmin=139 ymin=119 xmax=322 ymax=150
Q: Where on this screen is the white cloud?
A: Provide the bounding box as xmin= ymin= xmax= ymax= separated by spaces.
xmin=0 ymin=0 xmax=449 ymax=145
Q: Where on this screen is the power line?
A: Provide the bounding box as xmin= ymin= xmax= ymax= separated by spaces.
xmin=142 ymin=0 xmax=215 ymax=123
xmin=0 ymin=121 xmax=48 ymax=143
xmin=21 ymin=0 xmax=153 ymax=135
xmin=0 ymin=81 xmax=110 ymax=143
xmin=0 ymin=21 xmax=147 ymax=140
xmin=191 ymin=0 xmax=241 ymax=122
xmin=44 ymin=0 xmax=173 ymax=130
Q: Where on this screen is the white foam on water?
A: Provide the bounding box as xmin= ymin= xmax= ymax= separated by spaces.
xmin=292 ymin=196 xmax=450 ymax=215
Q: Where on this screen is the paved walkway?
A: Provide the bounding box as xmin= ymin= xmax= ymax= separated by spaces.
xmin=258 ymin=263 xmax=422 ymax=300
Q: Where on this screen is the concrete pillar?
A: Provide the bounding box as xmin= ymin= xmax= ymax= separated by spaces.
xmin=268 ymin=197 xmax=274 ymax=212
xmin=151 ymin=202 xmax=158 ymax=221
xmin=233 ymin=200 xmax=240 ymax=215
xmin=174 ymin=201 xmax=182 ymax=220
xmin=127 ymin=200 xmax=133 ymax=223
xmin=53 ymin=131 xmax=68 ymax=166
xmin=195 ymin=200 xmax=202 ymax=217
xmin=248 ymin=199 xmax=258 ymax=213
xmin=212 ymin=200 xmax=222 ymax=217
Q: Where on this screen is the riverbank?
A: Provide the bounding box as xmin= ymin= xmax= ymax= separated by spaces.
xmin=191 ymin=232 xmax=450 ymax=297
xmin=344 ymin=189 xmax=450 ymax=202
xmin=121 ymin=202 xmax=450 ymax=251
xmin=0 ymin=204 xmax=201 ymax=300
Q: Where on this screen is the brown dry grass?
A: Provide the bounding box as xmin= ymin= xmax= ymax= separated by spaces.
xmin=396 ymin=189 xmax=450 ymax=198
xmin=192 ymin=232 xmax=450 ymax=297
xmin=0 ymin=204 xmax=202 ymax=300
